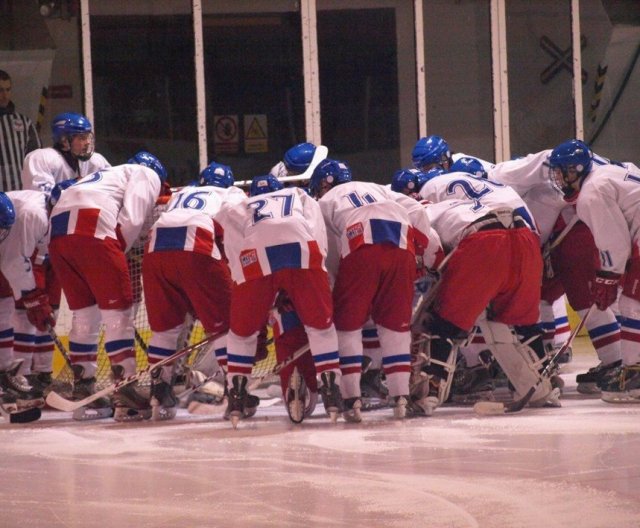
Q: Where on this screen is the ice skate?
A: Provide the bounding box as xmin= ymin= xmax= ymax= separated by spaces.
xmin=0 ymin=361 xmax=45 ymax=410
xmin=408 ymin=376 xmax=441 ymax=417
xmin=576 ymin=360 xmax=621 ymax=395
xmin=70 ymin=365 xmax=114 ymax=421
xmin=150 ymin=380 xmax=179 ymax=420
xmin=360 ymin=368 xmax=389 ymax=409
xmin=25 ymin=372 xmax=53 ymax=395
xmin=450 ymin=362 xmax=495 ymax=404
xmin=600 ymin=364 xmax=640 ymax=403
xmin=390 ymin=395 xmax=408 ymax=419
xmin=286 ymin=366 xmax=307 ymax=424
xmin=111 ymin=365 xmax=152 ymax=422
xmin=225 ymin=375 xmax=250 ymax=428
xmin=342 ymin=397 xmax=362 ymax=423
xmin=319 ymin=371 xmax=343 ymax=423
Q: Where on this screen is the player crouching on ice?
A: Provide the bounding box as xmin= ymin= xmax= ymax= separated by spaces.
xmin=411 ymin=168 xmax=560 ymax=415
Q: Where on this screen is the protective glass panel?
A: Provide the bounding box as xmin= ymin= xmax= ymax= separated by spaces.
xmin=202 ymin=2 xmax=304 ymax=184
xmin=506 ymin=0 xmax=574 ymax=156
xmin=422 ymin=0 xmax=494 ymax=163
xmin=317 ymin=3 xmax=412 ymax=184
xmin=90 ymin=1 xmax=197 ymax=186
xmin=581 ymin=0 xmax=640 ymax=164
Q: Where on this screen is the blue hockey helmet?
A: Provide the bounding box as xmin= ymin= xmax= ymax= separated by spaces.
xmin=51 ymin=112 xmax=94 ymax=161
xmin=249 ymin=174 xmax=284 ymax=196
xmin=283 ymin=142 xmax=316 ymax=174
xmin=449 ymin=157 xmax=488 ymax=179
xmin=412 ymin=135 xmax=452 ymax=171
xmin=199 ymin=162 xmax=234 ymax=188
xmin=310 ymin=159 xmax=352 ymax=198
xmin=391 ymin=168 xmax=427 ymax=194
xmin=47 ymin=178 xmax=77 ymax=211
xmin=548 ymin=139 xmax=593 ymax=201
xmin=0 ymin=192 xmax=15 ymax=243
xmin=128 ymin=151 xmax=168 ymax=183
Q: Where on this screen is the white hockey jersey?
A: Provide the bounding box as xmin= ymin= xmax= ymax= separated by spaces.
xmin=0 ymin=190 xmax=49 ymax=298
xmin=318 ymin=181 xmax=433 ymax=271
xmin=147 ymin=185 xmax=246 ymax=259
xmin=419 ymin=172 xmax=537 ymax=252
xmin=49 ymin=164 xmax=161 ymax=253
xmin=216 ymin=186 xmax=328 ymax=285
xmin=575 ymin=163 xmax=640 ymax=274
xmin=21 ymin=147 xmax=111 ymax=194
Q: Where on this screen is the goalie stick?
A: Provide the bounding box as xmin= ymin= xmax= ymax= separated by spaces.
xmin=45 ymin=330 xmax=226 ymax=412
xmin=474 ymin=304 xmax=595 ymax=415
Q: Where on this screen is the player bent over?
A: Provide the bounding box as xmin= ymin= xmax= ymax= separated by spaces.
xmin=415 ymin=169 xmax=556 ymax=415
xmin=48 ymin=152 xmax=166 ymax=421
xmin=143 ymin=162 xmax=246 ymax=419
xmin=216 ymin=174 xmax=342 ymax=427
xmin=313 ymin=160 xmax=437 ymax=422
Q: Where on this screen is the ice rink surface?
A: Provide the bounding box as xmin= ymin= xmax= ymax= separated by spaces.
xmin=1 ymin=336 xmax=640 ymax=528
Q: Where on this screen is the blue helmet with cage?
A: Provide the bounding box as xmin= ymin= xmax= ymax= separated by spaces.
xmin=128 ymin=151 xmax=168 ymax=183
xmin=51 ymin=112 xmax=94 ymax=161
xmin=391 ymin=168 xmax=427 ymax=194
xmin=283 ymin=142 xmax=316 ymax=174
xmin=0 ymin=192 xmax=15 ymax=244
xmin=47 ymin=178 xmax=77 ymax=211
xmin=422 ymin=167 xmax=447 ymax=184
xmin=548 ymin=139 xmax=593 ymax=200
xmin=412 ymin=135 xmax=452 ymax=171
xmin=249 ymin=174 xmax=284 ymax=196
xmin=310 ymin=159 xmax=352 ymax=198
xmin=199 ymin=162 xmax=234 ymax=188
xmin=450 ymin=157 xmax=488 ymax=179
xmin=51 ymin=112 xmax=92 ymax=144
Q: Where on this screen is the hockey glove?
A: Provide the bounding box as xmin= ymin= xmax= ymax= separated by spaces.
xmin=591 ymin=271 xmax=622 ymax=311
xmin=22 ymin=289 xmax=55 ymax=332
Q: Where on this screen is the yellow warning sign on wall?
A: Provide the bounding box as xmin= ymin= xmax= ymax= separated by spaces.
xmin=244 ymin=114 xmax=268 ymax=153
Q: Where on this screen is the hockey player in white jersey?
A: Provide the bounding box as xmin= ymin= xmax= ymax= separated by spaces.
xmin=311 ymin=159 xmax=438 ymax=421
xmin=547 ymin=140 xmax=640 ymax=403
xmin=48 ymin=151 xmax=166 ymax=421
xmin=143 ymin=162 xmax=246 ymax=419
xmin=21 ymin=112 xmax=110 ymax=194
xmin=489 ymin=143 xmax=622 ymax=392
xmin=0 ymin=191 xmax=51 ymax=409
xmin=414 ymin=169 xmax=559 ymax=414
xmin=215 ymin=173 xmax=342 ymax=426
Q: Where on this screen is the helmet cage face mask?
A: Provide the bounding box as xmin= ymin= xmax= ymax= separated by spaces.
xmin=61 ymin=132 xmax=95 ymax=162
xmin=549 ymin=164 xmax=583 ymax=201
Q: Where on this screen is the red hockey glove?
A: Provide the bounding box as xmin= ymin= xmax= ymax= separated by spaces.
xmin=591 ymin=271 xmax=622 ymax=311
xmin=21 ymin=289 xmax=55 ymax=332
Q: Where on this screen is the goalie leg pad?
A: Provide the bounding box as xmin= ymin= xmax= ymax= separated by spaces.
xmin=477 ymin=317 xmax=553 ymax=405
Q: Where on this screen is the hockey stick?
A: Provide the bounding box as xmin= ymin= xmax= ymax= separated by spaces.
xmin=45 ymin=330 xmax=227 ymax=412
xmin=542 ymin=215 xmax=580 ymax=260
xmin=234 ymin=145 xmax=329 ymax=187
xmin=47 ymin=324 xmax=74 ymax=371
xmin=474 ymin=304 xmax=595 ymax=415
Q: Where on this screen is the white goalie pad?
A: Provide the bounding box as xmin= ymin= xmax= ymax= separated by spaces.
xmin=409 ymin=334 xmax=458 ymax=412
xmin=477 ymin=315 xmax=553 ymax=406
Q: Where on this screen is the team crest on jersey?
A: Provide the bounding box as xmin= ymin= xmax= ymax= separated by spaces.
xmin=346 ymin=222 xmax=364 ymax=240
xmin=240 ymin=249 xmax=258 ymax=268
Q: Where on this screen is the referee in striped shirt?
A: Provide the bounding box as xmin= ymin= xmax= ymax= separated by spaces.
xmin=0 ymin=70 xmax=41 ymax=191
